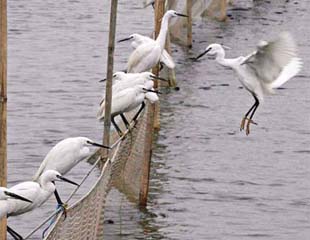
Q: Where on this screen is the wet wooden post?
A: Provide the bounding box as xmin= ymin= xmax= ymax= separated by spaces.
xmin=102 ymin=0 xmax=118 ymax=155
xmin=0 ymin=0 xmax=7 ymax=238
xmin=139 ymin=0 xmax=165 ymax=207
xmin=152 ymin=0 xmax=165 ymax=130
xmin=186 ymin=0 xmax=192 ymax=48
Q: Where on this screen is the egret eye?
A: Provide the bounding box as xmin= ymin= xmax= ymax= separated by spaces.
xmin=113 ymin=74 xmax=116 ymax=77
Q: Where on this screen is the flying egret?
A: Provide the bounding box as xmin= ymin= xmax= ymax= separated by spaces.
xmin=194 ymin=32 xmax=302 ymax=135
xmin=118 ymin=33 xmax=175 ymax=69
xmin=0 ymin=187 xmax=32 ymax=203
xmin=1 ymin=170 xmax=78 ymax=240
xmin=97 ymin=85 xmax=160 ymax=136
xmin=33 ymin=137 xmax=110 ymax=181
xmin=127 ymin=10 xmax=188 ymax=73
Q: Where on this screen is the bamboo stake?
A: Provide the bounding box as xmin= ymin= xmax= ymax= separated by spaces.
xmin=102 ymin=0 xmax=118 ymax=156
xmin=186 ymin=0 xmax=192 ymax=48
xmin=152 ymin=0 xmax=165 ymax=130
xmin=0 ymin=0 xmax=7 ymax=238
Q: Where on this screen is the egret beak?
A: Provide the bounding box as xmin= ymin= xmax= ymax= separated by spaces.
xmin=143 ymin=88 xmax=162 ymax=94
xmin=56 ymin=175 xmax=79 ymax=186
xmin=4 ymin=191 xmax=33 ymax=203
xmin=193 ymin=48 xmax=211 ymax=61
xmin=176 ymin=13 xmax=189 ymax=18
xmin=99 ymin=78 xmax=106 ymax=82
xmin=118 ymin=36 xmax=133 ymax=43
xmin=149 ymin=75 xmax=168 ymax=82
xmin=86 ymin=140 xmax=111 ymax=149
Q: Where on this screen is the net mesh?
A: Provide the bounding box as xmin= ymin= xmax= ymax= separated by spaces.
xmin=44 ymin=103 xmax=154 ymax=240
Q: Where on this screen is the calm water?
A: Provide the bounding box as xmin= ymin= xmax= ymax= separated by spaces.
xmin=6 ymin=0 xmax=310 ymax=239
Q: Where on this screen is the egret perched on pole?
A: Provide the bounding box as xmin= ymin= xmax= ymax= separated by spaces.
xmin=1 ymin=170 xmax=78 ymax=240
xmin=97 ymin=85 xmax=160 ymax=136
xmin=194 ymin=32 xmax=302 ymax=135
xmin=118 ymin=33 xmax=175 ymax=69
xmin=33 ymin=137 xmax=110 ymax=181
xmin=127 ymin=10 xmax=188 ymax=73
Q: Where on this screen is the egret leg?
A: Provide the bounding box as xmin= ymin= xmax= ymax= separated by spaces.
xmin=7 ymin=226 xmax=23 ymax=240
xmin=132 ymin=102 xmax=145 ymax=123
xmin=111 ymin=116 xmax=123 ymax=137
xmin=53 ymin=186 xmax=68 ymax=219
xmin=120 ymin=114 xmax=130 ymax=129
xmin=240 ymin=95 xmax=259 ymax=131
xmin=246 ymin=98 xmax=259 ymax=135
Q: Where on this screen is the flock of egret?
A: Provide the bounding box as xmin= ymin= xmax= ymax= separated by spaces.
xmin=1 ymin=5 xmax=303 ymax=239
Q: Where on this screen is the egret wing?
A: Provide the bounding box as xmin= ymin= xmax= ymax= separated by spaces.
xmin=127 ymin=43 xmax=161 ymax=73
xmin=242 ymin=32 xmax=298 ymax=84
xmin=160 ymin=49 xmax=175 ymax=69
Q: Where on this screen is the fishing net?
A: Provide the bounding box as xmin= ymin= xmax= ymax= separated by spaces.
xmin=44 ymin=103 xmax=154 ymax=240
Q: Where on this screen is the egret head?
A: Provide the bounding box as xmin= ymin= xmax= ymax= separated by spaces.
xmin=194 ymin=44 xmax=226 ymax=60
xmin=165 ymin=10 xmax=188 ymax=18
xmin=77 ymin=137 xmax=111 ymax=149
xmin=99 ymin=71 xmax=126 ymax=82
xmin=0 ymin=187 xmax=32 ymax=202
xmin=43 ymin=170 xmax=79 ymax=186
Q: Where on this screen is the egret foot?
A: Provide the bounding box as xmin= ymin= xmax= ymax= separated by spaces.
xmin=245 ymin=120 xmax=257 ymax=135
xmin=240 ymin=117 xmax=246 ymax=131
xmin=58 ymin=203 xmax=68 ymax=219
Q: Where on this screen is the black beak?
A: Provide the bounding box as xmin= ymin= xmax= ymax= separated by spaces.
xmin=87 ymin=140 xmax=111 ymax=149
xmin=143 ymin=88 xmax=162 ymax=94
xmin=149 ymin=75 xmax=168 ymax=82
xmin=176 ymin=13 xmax=189 ymax=18
xmin=99 ymin=78 xmax=106 ymax=82
xmin=56 ymin=175 xmax=79 ymax=186
xmin=118 ymin=36 xmax=133 ymax=43
xmin=192 ymin=48 xmax=211 ymax=61
xmin=4 ymin=191 xmax=33 ymax=203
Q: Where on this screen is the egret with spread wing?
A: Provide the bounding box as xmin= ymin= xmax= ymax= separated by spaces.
xmin=194 ymin=32 xmax=302 ymax=135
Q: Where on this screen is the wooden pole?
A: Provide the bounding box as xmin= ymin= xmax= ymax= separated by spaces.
xmin=0 ymin=0 xmax=7 ymax=238
xmin=102 ymin=0 xmax=118 ymax=156
xmin=186 ymin=0 xmax=192 ymax=48
xmin=152 ymin=0 xmax=165 ymax=130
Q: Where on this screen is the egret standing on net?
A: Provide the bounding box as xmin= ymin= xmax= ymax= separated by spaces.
xmin=33 ymin=137 xmax=110 ymax=181
xmin=1 ymin=170 xmax=78 ymax=240
xmin=194 ymin=32 xmax=302 ymax=135
xmin=119 ymin=33 xmax=175 ymax=70
xmin=126 ymin=10 xmax=188 ymax=73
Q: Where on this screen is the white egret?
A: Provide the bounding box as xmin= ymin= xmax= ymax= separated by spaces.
xmin=33 ymin=137 xmax=110 ymax=181
xmin=127 ymin=10 xmax=188 ymax=73
xmin=118 ymin=33 xmax=175 ymax=69
xmin=1 ymin=170 xmax=78 ymax=240
xmin=194 ymin=32 xmax=302 ymax=135
xmin=97 ymin=85 xmax=160 ymax=136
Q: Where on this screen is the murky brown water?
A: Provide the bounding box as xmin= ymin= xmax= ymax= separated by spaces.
xmin=6 ymin=0 xmax=310 ymax=239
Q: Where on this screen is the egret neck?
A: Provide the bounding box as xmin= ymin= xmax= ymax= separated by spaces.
xmin=156 ymin=13 xmax=171 ymax=52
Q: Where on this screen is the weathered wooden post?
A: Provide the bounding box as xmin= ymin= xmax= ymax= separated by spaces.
xmin=152 ymin=0 xmax=165 ymax=130
xmin=0 ymin=0 xmax=7 ymax=238
xmin=186 ymin=0 xmax=192 ymax=48
xmin=102 ymin=0 xmax=118 ymax=156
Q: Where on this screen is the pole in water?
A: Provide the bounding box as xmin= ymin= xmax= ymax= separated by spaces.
xmin=0 ymin=0 xmax=7 ymax=238
xmin=102 ymin=0 xmax=118 ymax=157
xmin=186 ymin=0 xmax=192 ymax=48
